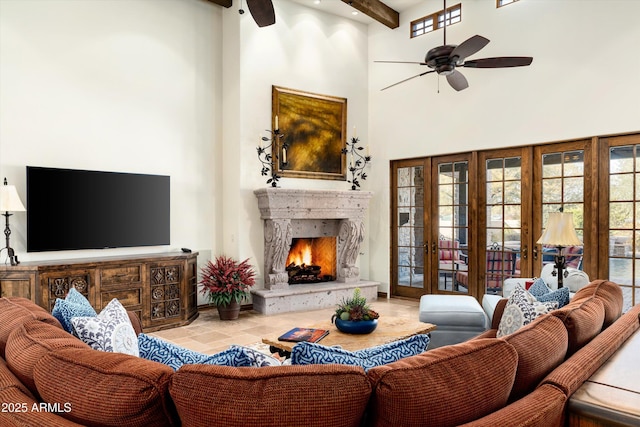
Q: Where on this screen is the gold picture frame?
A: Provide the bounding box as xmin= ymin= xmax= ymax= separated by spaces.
xmin=272 ymin=86 xmax=347 ymax=181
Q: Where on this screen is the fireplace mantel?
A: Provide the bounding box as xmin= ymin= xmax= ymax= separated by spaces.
xmin=252 ymin=188 xmax=378 ymax=315
xmin=254 ymin=188 xmax=373 ymax=220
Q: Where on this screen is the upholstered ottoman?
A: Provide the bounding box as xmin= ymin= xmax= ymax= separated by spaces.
xmin=419 ymin=295 xmax=488 ymax=348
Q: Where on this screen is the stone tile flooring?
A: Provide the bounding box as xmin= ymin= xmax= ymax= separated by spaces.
xmin=151 ymin=297 xmax=420 ymax=354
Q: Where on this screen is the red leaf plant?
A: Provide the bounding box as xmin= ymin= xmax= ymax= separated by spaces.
xmin=199 ymin=255 xmax=256 ymax=306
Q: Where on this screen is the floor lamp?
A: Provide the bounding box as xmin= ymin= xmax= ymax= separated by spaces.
xmin=536 ymin=212 xmax=582 ymax=288
xmin=1 ymin=178 xmax=26 ymax=266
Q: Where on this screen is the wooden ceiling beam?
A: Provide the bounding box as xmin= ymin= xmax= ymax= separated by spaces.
xmin=203 ymin=0 xmax=232 ymax=8
xmin=341 ymin=0 xmax=399 ymax=29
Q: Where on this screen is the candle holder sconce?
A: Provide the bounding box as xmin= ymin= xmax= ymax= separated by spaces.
xmin=342 ymin=136 xmax=371 ymax=190
xmin=257 ymin=128 xmax=287 ymax=187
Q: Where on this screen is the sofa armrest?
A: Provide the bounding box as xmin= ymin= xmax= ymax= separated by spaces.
xmin=127 ymin=311 xmax=143 ymax=335
xmin=490 ymin=298 xmax=508 ymax=330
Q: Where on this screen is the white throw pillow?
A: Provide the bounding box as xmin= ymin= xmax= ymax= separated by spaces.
xmin=496 ymin=285 xmax=558 ymax=338
xmin=72 ymin=298 xmax=139 ymax=356
xmin=540 ymin=264 xmax=590 ymax=292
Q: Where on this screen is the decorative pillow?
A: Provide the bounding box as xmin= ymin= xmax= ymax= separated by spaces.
xmin=496 ymin=285 xmax=558 ymax=338
xmin=51 ymin=288 xmax=97 ymax=334
xmin=138 ymin=334 xmax=278 ymax=370
xmin=529 ymin=278 xmax=570 ymax=308
xmin=71 ymin=298 xmax=139 ymax=356
xmin=290 ymin=334 xmax=429 ymax=372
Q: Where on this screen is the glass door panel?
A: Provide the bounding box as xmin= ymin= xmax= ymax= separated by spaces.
xmin=539 ymin=149 xmax=585 ymax=269
xmin=437 ymin=160 xmax=469 ymax=294
xmin=606 ymin=140 xmax=640 ymax=311
xmin=393 ymin=162 xmax=428 ymax=298
xmin=481 ymin=154 xmax=524 ymax=295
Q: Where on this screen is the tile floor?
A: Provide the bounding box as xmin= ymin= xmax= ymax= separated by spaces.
xmin=151 ymin=297 xmax=420 ymax=354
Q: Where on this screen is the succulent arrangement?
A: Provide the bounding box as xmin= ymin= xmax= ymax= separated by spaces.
xmin=332 ymin=288 xmax=379 ymax=322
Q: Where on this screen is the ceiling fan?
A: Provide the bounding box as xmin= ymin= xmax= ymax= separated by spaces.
xmin=245 ymin=0 xmax=276 ymax=27
xmin=376 ymin=0 xmax=532 ymax=92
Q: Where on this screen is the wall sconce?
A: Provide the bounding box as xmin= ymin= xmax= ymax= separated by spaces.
xmin=1 ymin=178 xmax=26 ymax=266
xmin=536 ymin=211 xmax=582 ymax=288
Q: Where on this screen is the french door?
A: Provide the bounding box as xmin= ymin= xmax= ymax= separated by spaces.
xmin=391 ymin=154 xmax=473 ymax=298
xmin=600 ymin=134 xmax=640 ymax=311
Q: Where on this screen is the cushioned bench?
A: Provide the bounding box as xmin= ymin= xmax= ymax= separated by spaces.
xmin=418 ymin=294 xmax=488 ymax=348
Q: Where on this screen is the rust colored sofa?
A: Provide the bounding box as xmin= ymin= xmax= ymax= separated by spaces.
xmin=1 ymin=280 xmax=638 ymax=427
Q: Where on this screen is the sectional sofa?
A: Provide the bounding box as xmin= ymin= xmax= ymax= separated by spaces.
xmin=0 ymin=279 xmax=638 ymax=427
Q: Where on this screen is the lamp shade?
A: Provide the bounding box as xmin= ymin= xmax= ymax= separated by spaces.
xmin=0 ymin=182 xmax=26 ymax=212
xmin=537 ymin=212 xmax=582 ymax=246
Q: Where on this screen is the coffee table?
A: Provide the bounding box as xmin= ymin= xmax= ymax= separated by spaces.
xmin=262 ymin=316 xmax=436 ymax=354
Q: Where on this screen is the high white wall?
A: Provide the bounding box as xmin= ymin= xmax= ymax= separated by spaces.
xmin=0 ymin=0 xmax=222 ymax=278
xmin=221 ymin=0 xmax=371 ymax=289
xmin=367 ymin=0 xmax=640 ymax=292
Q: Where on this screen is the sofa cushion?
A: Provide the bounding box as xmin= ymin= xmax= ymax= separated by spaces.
xmin=0 ymin=297 xmax=62 ymax=358
xmin=0 ymin=358 xmax=84 ymax=427
xmin=51 ymin=288 xmax=97 ymax=334
xmin=367 ymin=338 xmax=518 ymax=427
xmin=458 ymin=383 xmax=567 ymax=427
xmin=572 ymin=280 xmax=623 ymax=328
xmin=290 ymin=334 xmax=429 ymax=372
xmin=34 ymin=347 xmax=179 ymax=427
xmin=497 ymin=285 xmax=558 ymax=338
xmin=552 ymin=296 xmax=605 ymax=356
xmin=500 ymin=314 xmax=568 ymax=401
xmin=138 ymin=333 xmax=277 ymax=370
xmin=5 ymin=319 xmax=90 ymax=397
xmin=71 ymin=298 xmax=139 ymax=356
xmin=528 ymin=278 xmax=570 ymax=308
xmin=170 ymin=364 xmax=371 ymax=427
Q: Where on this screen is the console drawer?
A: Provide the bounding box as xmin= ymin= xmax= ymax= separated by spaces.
xmin=100 ymin=265 xmax=142 ymax=288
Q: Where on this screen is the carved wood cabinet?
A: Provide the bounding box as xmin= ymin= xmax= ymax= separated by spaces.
xmin=0 ymin=252 xmax=198 ymax=332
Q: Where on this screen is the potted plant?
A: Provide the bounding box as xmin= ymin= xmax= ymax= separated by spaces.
xmin=331 ymin=288 xmax=380 ymax=334
xmin=199 ymin=255 xmax=256 ymax=320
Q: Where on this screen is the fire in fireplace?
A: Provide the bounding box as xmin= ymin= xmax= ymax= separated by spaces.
xmin=285 ymin=237 xmax=336 ymax=284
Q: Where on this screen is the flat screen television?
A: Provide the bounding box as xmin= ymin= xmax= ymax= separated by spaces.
xmin=27 ymin=166 xmax=170 ymax=252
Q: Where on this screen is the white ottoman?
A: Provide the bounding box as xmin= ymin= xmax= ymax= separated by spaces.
xmin=419 ymin=295 xmax=488 ymax=349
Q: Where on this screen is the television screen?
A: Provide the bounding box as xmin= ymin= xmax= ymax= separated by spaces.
xmin=27 ymin=166 xmax=170 ymax=252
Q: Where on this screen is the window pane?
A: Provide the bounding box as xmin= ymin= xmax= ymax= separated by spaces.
xmin=504 ymin=181 xmax=521 ymax=204
xmin=542 ymin=153 xmax=562 ymax=177
xmin=564 ymin=177 xmax=584 ymax=203
xmin=610 ymin=202 xmax=634 ymax=229
xmin=610 ymin=174 xmax=634 ymax=201
xmin=487 ymin=182 xmax=503 ymax=204
xmin=611 ymin=146 xmax=635 ymax=173
xmin=486 ymin=159 xmax=503 ymax=181
xmin=563 ymin=151 xmax=584 ymax=176
xmin=504 ymin=157 xmax=522 ymax=179
xmin=542 ymin=179 xmax=562 ymax=202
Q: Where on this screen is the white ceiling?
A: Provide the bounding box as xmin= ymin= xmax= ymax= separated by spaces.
xmin=287 ymin=0 xmax=424 ymax=26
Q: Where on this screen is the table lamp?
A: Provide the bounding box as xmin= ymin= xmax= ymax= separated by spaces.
xmin=536 ymin=212 xmax=582 ymax=288
xmin=1 ymin=178 xmax=26 ymax=266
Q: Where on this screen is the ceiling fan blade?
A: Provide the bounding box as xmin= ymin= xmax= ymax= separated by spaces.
xmin=381 ymin=70 xmax=436 ymax=91
xmin=375 ymin=60 xmax=428 ymax=65
xmin=246 ymin=0 xmax=276 ymax=27
xmin=449 ymin=35 xmax=489 ymax=63
xmin=463 ymin=57 xmax=533 ymax=68
xmin=446 ymin=70 xmax=468 ymax=91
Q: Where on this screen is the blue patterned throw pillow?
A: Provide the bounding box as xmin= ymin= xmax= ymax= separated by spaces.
xmin=71 ymin=298 xmax=139 ymax=357
xmin=290 ymin=334 xmax=430 ymax=372
xmin=496 ymin=285 xmax=559 ymax=338
xmin=138 ymin=334 xmax=280 ymax=370
xmin=51 ymin=288 xmax=97 ymax=334
xmin=529 ymin=278 xmax=570 ymax=308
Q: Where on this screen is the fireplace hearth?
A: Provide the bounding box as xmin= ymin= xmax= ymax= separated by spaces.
xmin=252 ymin=188 xmax=379 ymax=315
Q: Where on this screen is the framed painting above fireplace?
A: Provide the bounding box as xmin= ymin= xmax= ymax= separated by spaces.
xmin=272 ymin=86 xmax=347 ymax=181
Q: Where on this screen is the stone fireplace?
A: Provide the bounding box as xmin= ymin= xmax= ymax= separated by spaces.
xmin=251 ymin=188 xmax=379 ymax=314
